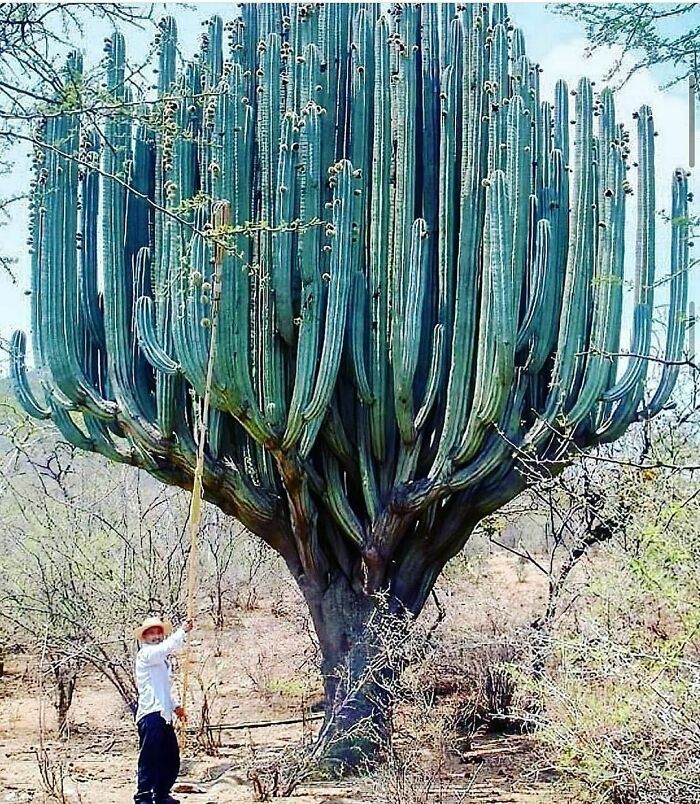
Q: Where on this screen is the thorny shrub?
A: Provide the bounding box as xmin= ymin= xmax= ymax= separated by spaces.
xmin=526 ymin=407 xmax=700 ymax=804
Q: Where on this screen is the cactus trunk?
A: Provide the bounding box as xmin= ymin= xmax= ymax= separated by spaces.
xmin=301 ymin=572 xmax=399 ymax=769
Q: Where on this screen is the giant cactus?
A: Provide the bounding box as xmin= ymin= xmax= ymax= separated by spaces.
xmin=11 ymin=3 xmax=690 ymax=764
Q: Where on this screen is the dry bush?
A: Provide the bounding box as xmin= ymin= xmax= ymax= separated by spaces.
xmin=372 ymin=745 xmax=474 ymax=804
xmin=532 ymin=632 xmax=700 ymax=804
xmin=200 ymin=516 xmax=285 ymax=626
xmin=34 ymin=744 xmax=83 ymax=804
xmin=524 ymin=393 xmax=700 ymax=804
xmin=401 ymin=633 xmax=535 ymax=758
xmin=460 ymin=639 xmax=529 ymax=732
xmin=0 ymin=405 xmax=262 ymax=738
xmin=373 ymin=636 xmax=484 ymax=804
xmin=193 ymin=669 xmax=225 ymax=756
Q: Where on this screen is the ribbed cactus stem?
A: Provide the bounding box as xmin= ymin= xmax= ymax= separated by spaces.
xmin=10 ymin=331 xmax=51 ymax=420
xmin=642 ymin=168 xmax=690 ymax=418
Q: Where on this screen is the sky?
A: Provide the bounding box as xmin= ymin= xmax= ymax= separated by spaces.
xmin=0 ymin=1 xmax=696 ymax=374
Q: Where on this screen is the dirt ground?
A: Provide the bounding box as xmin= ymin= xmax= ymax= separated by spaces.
xmin=0 ymin=555 xmax=582 ymax=804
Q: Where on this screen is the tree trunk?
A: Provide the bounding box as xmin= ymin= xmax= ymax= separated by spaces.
xmin=51 ymin=658 xmax=80 ymax=738
xmin=298 ymin=572 xmax=409 ymax=773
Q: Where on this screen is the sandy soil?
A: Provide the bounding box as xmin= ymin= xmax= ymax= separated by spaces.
xmin=0 ymin=555 xmax=580 ymax=804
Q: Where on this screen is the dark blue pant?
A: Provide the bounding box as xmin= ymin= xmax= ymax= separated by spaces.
xmin=134 ymin=712 xmax=180 ymax=803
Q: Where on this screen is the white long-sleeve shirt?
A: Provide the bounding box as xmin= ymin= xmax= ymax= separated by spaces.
xmin=135 ymin=627 xmax=186 ymax=724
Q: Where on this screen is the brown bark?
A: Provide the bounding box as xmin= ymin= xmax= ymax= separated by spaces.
xmin=297 ymin=571 xmax=408 ymax=772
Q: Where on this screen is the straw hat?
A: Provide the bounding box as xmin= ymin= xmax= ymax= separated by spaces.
xmin=133 ymin=616 xmax=173 ymax=641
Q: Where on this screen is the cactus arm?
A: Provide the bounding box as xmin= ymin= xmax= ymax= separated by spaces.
xmin=172 ymin=215 xmax=207 ymax=393
xmin=357 ymin=406 xmax=380 ymax=523
xmin=347 ymin=8 xmax=373 ymax=406
xmin=420 ymin=3 xmax=440 ymax=238
xmin=234 ymin=6 xmax=258 ymax=84
xmin=601 ymin=106 xmax=656 ymax=405
xmin=506 ymin=95 xmax=532 ymax=332
xmin=151 ymin=17 xmax=179 ymax=439
xmin=451 ymin=370 xmax=528 ymax=496
xmin=394 ymin=219 xmax=429 ymax=445
xmin=516 ymin=219 xmax=550 ymax=352
xmin=321 ymin=451 xmax=365 ymax=548
xmin=135 ymin=295 xmax=180 ymax=375
xmin=431 ymin=14 xmax=487 ymax=476
xmin=491 ymin=3 xmax=508 ymax=25
xmin=49 ymin=400 xmax=95 ymax=452
xmin=272 ymin=110 xmax=297 ymax=347
xmin=455 ymin=169 xmax=514 ymax=463
xmin=432 ymin=22 xmax=462 ymax=443
xmin=368 ymin=16 xmax=392 ymax=464
xmin=554 ymin=79 xmax=570 ymax=164
xmin=350 ymin=7 xmax=374 ymax=181
xmin=157 ymin=16 xmax=177 ymax=91
xmin=256 ymin=33 xmax=286 ymax=434
xmin=300 ymin=162 xmax=355 ymax=454
xmin=439 ymin=5 xmax=456 ymax=69
xmin=316 ymin=5 xmax=338 ymax=185
xmin=414 ymin=324 xmax=445 ymax=432
xmin=389 ymin=7 xmax=419 ymax=444
xmin=411 ymin=5 xmax=441 ymax=415
xmin=282 ymin=104 xmax=323 ymax=450
xmin=596 ymin=148 xmax=627 ymax=424
xmin=79 ymin=130 xmax=105 ymax=350
xmin=127 ymin=127 xmax=155 ymax=281
xmin=207 ymin=407 xmax=223 ymax=462
xmin=10 ymin=331 xmax=51 ymax=419
xmin=349 ymin=268 xmax=373 ymax=404
xmin=487 ymin=23 xmax=510 ymax=174
xmin=393 ymin=438 xmax=422 ymax=488
xmin=169 ymin=65 xmax=210 ymax=396
xmin=449 ymin=434 xmax=510 ymax=496
xmin=83 ymin=413 xmax=137 ymax=465
xmin=28 ymin=133 xmax=48 ymax=375
xmin=537 ymin=101 xmax=553 ymax=197
xmin=204 ymin=16 xmax=223 ymax=84
xmin=641 ymin=168 xmax=690 ymax=418
xmin=148 ymin=244 xmax=188 ymax=438
xmin=299 ymin=41 xmax=322 ymax=107
xmin=322 ymin=400 xmax=356 ymax=474
xmin=511 ymin=28 xmax=526 ymax=61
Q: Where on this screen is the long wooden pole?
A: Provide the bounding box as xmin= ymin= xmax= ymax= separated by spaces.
xmin=178 ymin=201 xmax=229 ymax=749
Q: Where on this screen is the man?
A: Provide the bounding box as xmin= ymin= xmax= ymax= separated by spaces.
xmin=133 ymin=616 xmax=193 ymax=804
